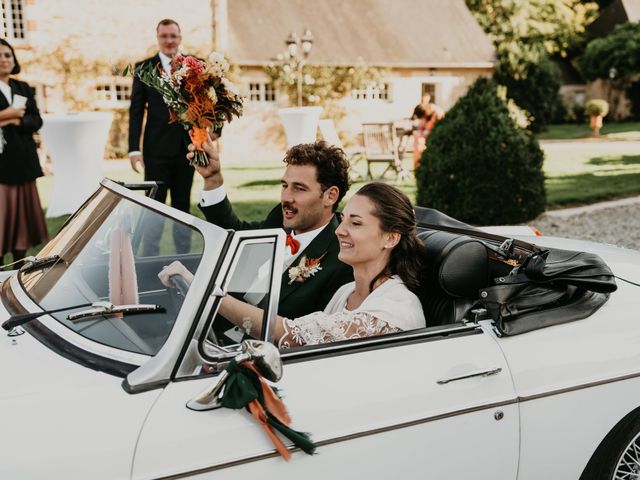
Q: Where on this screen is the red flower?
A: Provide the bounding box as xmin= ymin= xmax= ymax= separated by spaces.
xmin=184 ymin=56 xmax=205 ymax=74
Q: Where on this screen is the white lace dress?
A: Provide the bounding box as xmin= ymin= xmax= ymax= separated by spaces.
xmin=278 ymin=276 xmax=426 ymax=349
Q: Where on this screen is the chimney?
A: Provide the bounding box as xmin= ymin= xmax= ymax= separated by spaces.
xmin=212 ymin=0 xmax=229 ymax=54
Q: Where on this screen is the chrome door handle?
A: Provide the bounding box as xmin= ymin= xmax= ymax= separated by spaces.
xmin=437 ymin=367 xmax=502 ymax=385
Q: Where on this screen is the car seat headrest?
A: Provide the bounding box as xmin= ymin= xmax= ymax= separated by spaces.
xmin=418 ymin=230 xmax=489 ymax=298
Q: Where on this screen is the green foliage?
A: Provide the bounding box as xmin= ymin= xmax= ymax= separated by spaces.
xmin=585 ymin=99 xmax=609 ymax=117
xmin=265 ymin=60 xmax=386 ymax=106
xmin=466 ymin=0 xmax=598 ymax=61
xmin=104 ymin=109 xmax=129 ymax=158
xmin=23 ymin=35 xmax=121 ymax=110
xmin=416 ymin=78 xmax=546 ymax=225
xmin=494 ymin=50 xmax=562 ymax=131
xmin=466 ymin=0 xmax=597 ymax=131
xmin=578 ymin=22 xmax=640 ymax=81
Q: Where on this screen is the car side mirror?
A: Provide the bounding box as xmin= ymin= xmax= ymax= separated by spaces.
xmin=186 ymin=340 xmax=282 ymax=411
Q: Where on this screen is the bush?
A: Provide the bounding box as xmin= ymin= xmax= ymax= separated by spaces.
xmin=416 ymin=77 xmax=546 ymax=225
xmin=585 ymin=99 xmax=609 ymax=117
xmin=104 ymin=109 xmax=130 ymax=159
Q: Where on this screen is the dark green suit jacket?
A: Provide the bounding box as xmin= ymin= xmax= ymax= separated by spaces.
xmin=200 ymin=197 xmax=353 ymax=319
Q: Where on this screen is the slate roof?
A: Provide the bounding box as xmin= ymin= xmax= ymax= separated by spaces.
xmin=227 ymin=0 xmax=495 ymax=67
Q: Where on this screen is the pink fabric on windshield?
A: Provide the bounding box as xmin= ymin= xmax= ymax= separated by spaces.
xmin=108 ymin=227 xmax=139 ymax=305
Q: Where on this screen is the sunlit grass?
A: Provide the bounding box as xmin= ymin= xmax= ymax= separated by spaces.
xmin=537 ymin=121 xmax=640 ymax=141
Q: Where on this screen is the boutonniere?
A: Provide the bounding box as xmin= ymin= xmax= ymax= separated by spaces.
xmin=288 ymin=253 xmax=327 ymax=285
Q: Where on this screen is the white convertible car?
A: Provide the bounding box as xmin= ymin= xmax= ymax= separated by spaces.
xmin=2 ymin=178 xmax=640 ymax=480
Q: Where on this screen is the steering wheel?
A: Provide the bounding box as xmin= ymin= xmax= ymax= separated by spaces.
xmin=167 ymin=274 xmax=190 ymax=314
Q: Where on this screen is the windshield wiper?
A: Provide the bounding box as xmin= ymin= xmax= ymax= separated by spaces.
xmin=19 ymin=255 xmax=63 ymax=274
xmin=67 ymin=302 xmax=165 ymax=322
xmin=2 ymin=301 xmax=93 ymax=330
xmin=2 ymin=301 xmax=165 ymax=330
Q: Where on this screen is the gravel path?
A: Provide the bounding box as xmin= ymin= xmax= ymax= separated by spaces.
xmin=529 ymin=197 xmax=640 ymax=251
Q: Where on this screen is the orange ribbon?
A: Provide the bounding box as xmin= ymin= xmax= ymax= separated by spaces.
xmin=244 ymin=363 xmax=293 ymax=461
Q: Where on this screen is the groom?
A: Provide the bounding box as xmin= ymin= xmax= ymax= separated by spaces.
xmin=193 ymin=139 xmax=353 ymax=319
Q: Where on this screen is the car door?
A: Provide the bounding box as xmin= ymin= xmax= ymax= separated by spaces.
xmin=132 ymin=231 xmax=520 ymax=480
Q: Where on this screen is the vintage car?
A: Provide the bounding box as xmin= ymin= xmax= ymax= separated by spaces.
xmin=1 ymin=178 xmax=640 ymax=480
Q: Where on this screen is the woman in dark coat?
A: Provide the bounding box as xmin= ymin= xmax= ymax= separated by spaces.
xmin=0 ymin=38 xmax=48 ymax=264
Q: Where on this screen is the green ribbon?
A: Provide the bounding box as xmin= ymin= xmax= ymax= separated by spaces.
xmin=219 ymin=359 xmax=316 ymax=455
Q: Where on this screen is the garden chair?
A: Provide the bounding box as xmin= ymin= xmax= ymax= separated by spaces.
xmin=361 ymin=123 xmax=412 ymax=181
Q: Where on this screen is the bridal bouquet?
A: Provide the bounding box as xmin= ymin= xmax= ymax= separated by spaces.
xmin=126 ymin=52 xmax=243 ymax=166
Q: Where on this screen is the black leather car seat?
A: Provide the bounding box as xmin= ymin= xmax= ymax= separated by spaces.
xmin=417 ymin=229 xmax=490 ymax=326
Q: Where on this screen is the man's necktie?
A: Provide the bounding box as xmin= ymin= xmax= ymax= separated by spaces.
xmin=285 ymin=232 xmax=300 ymax=254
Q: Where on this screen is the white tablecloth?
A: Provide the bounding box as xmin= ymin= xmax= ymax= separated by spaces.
xmin=40 ymin=112 xmax=113 ymax=218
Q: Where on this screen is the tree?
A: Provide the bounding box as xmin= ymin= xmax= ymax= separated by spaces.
xmin=579 ymin=22 xmax=640 ymax=119
xmin=265 ymin=60 xmax=385 ymax=107
xmin=466 ymin=0 xmax=598 ymax=62
xmin=466 ymin=0 xmax=598 ymax=130
xmin=493 ymin=49 xmax=563 ymax=132
xmin=578 ymin=22 xmax=640 ymax=82
xmin=416 ymin=78 xmax=546 ymax=225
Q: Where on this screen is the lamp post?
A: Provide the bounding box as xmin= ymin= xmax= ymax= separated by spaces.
xmin=276 ymin=28 xmax=321 ymax=148
xmin=284 ymin=28 xmax=314 ymax=107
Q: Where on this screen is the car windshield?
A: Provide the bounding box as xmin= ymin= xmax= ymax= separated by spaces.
xmin=19 ymin=187 xmax=205 ymax=356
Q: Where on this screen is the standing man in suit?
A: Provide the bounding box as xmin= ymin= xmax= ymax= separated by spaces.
xmin=192 ymin=138 xmax=353 ymax=319
xmin=129 ymin=18 xmax=193 ymax=256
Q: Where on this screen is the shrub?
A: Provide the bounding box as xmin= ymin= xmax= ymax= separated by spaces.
xmin=416 ymin=77 xmax=546 ymax=225
xmin=585 ymin=99 xmax=609 ymax=117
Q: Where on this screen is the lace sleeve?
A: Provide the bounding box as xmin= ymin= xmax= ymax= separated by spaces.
xmin=278 ymin=310 xmax=402 ymax=349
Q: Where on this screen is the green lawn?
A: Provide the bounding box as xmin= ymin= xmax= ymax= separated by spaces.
xmin=11 ymin=138 xmax=639 ymax=261
xmin=542 ymin=145 xmax=640 ymax=207
xmin=537 ymin=121 xmax=640 ymax=141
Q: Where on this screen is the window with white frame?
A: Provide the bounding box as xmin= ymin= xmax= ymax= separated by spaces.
xmin=421 ymin=83 xmax=437 ymax=103
xmin=351 ymin=83 xmax=391 ymax=101
xmin=248 ymin=81 xmax=276 ymax=102
xmin=95 ymin=80 xmax=132 ymax=107
xmin=1 ymin=0 xmax=25 ymax=41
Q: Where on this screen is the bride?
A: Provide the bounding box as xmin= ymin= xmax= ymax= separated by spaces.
xmin=159 ymin=182 xmax=426 ymax=348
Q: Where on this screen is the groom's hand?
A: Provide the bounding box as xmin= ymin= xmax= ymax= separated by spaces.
xmin=188 ymin=132 xmax=223 ymax=190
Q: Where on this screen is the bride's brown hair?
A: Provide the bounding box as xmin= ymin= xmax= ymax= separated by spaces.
xmin=355 ymin=182 xmax=424 ymax=295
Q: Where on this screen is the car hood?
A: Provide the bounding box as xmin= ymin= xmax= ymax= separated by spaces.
xmin=0 ymin=297 xmax=120 ymax=401
xmin=0 ymin=295 xmax=164 ymax=479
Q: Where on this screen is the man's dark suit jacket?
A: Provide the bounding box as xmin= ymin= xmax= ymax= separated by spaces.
xmin=0 ymin=79 xmax=43 ymax=185
xmin=128 ymin=54 xmax=190 ymax=160
xmin=201 ymin=198 xmax=353 ymax=319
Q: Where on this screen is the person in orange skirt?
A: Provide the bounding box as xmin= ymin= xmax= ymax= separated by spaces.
xmin=411 ymin=93 xmax=444 ymax=170
xmin=0 ymin=38 xmax=48 ymax=265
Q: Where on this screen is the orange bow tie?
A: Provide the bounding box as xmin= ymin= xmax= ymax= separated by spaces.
xmin=285 ymin=233 xmax=300 ymax=254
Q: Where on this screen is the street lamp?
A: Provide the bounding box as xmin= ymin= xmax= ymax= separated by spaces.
xmin=283 ymin=28 xmax=313 ymax=107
